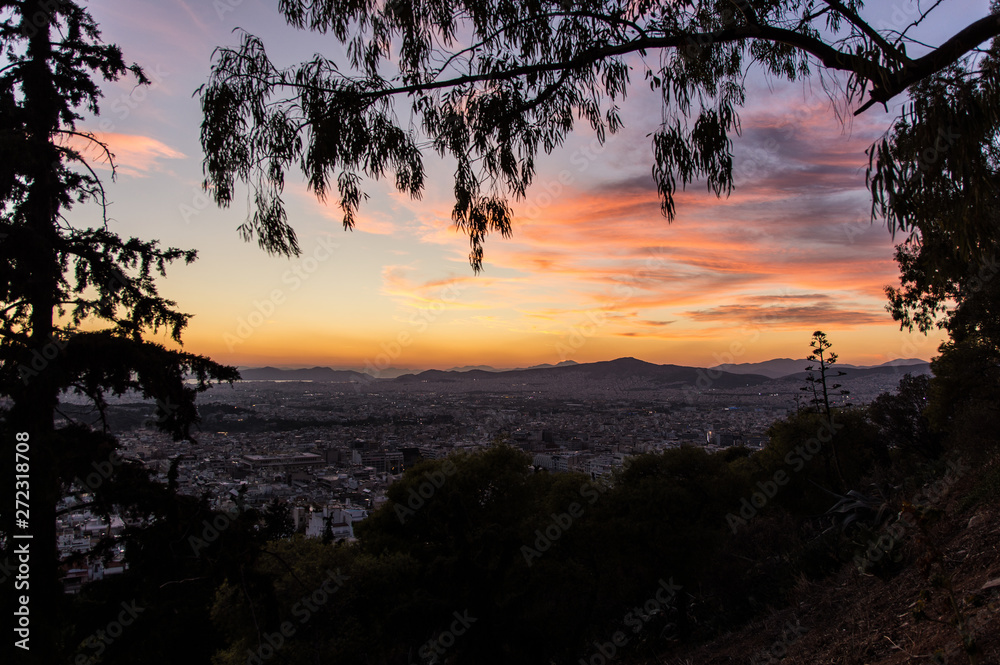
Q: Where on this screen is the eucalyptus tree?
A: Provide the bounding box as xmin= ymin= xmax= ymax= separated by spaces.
xmin=0 ymin=1 xmax=236 ymax=660
xmin=878 ymin=30 xmax=1000 ymax=329
xmin=200 ymin=0 xmax=1000 ymax=270
xmin=873 ymin=32 xmax=1000 ymax=428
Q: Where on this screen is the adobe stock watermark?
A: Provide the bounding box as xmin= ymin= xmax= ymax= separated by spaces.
xmin=866 ymin=251 xmax=997 ymax=375
xmin=413 ymin=610 xmax=477 ymax=664
xmin=726 ymin=415 xmax=845 ymax=533
xmin=731 ymin=104 xmax=817 ymax=189
xmin=394 ymin=459 xmax=458 ymax=524
xmin=679 ymin=4 xmax=740 ymax=62
xmin=362 ymin=281 xmax=463 ymax=381
xmin=521 ymin=136 xmax=607 ymax=221
xmin=847 ymin=125 xmax=958 ymax=244
xmin=97 ymin=64 xmax=170 ymax=133
xmin=213 ymin=0 xmax=248 ymax=21
xmin=16 ymin=334 xmax=70 ymax=385
xmin=749 ymin=618 xmax=808 ymax=665
xmin=681 ymin=327 xmax=760 ymax=403
xmin=74 ymin=600 xmax=145 ymax=665
xmin=679 ymin=296 xmax=794 ymax=405
xmin=967 ymin=596 xmax=1000 ymax=645
xmin=521 ymin=480 xmax=609 ymax=566
xmin=178 ymin=186 xmax=215 ymax=225
xmin=841 ymin=211 xmax=880 ymax=246
xmin=915 ymin=126 xmax=959 ymax=172
xmin=73 ymin=449 xmax=126 ymax=494
xmin=245 ymin=569 xmax=349 ymax=665
xmin=578 ymin=577 xmax=682 ymax=665
xmin=855 ymin=456 xmax=967 ymax=574
xmin=876 ymin=0 xmax=943 ymax=34
xmin=188 ymin=504 xmax=242 ymax=556
xmin=961 ymin=253 xmax=1000 ymax=300
xmin=18 ymin=0 xmax=70 ymax=37
xmin=149 ymin=395 xmax=182 ymax=429
xmin=554 ymin=249 xmax=670 ymax=361
xmin=224 ymin=236 xmax=340 ymax=350
xmin=0 ymin=554 xmax=19 ymax=585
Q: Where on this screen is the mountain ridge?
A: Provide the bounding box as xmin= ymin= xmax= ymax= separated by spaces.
xmin=238 ymin=357 xmax=930 ymax=383
xmin=709 ymin=357 xmax=931 ymax=379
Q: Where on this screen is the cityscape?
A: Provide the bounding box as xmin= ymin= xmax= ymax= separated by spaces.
xmin=54 ymin=356 xmax=930 ymax=590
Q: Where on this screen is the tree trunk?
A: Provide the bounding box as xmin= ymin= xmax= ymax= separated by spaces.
xmin=14 ymin=2 xmax=66 ymax=660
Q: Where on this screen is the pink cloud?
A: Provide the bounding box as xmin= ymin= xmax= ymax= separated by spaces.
xmin=61 ymin=131 xmax=185 ymax=177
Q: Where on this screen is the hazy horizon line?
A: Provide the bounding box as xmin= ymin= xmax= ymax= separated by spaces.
xmin=233 ymin=355 xmax=935 ymax=373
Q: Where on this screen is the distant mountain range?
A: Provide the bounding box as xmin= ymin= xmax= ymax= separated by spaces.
xmin=708 ymin=357 xmax=930 ymax=379
xmin=446 ymin=360 xmax=580 ymax=373
xmin=391 ymin=357 xmax=770 ymax=388
xmin=237 ymin=361 xmax=582 ymax=381
xmin=240 ymin=358 xmax=930 ymax=388
xmin=237 ymin=357 xmax=930 ymax=386
xmin=238 ymin=366 xmax=373 ymax=382
xmin=776 ymin=363 xmax=932 ymax=382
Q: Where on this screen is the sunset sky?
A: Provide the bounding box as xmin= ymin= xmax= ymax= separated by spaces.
xmin=67 ymin=0 xmax=985 ymax=370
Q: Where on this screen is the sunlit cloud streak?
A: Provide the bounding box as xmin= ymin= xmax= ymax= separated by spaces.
xmin=62 ymin=132 xmax=185 ymax=178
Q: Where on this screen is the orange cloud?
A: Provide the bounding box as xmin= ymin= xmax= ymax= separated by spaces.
xmin=208 ymin=84 xmax=911 ymax=364
xmin=61 ymin=131 xmax=185 ymax=177
xmin=379 ymin=265 xmax=507 ymax=312
xmin=438 ymin=128 xmax=903 ymax=337
xmin=685 ymin=303 xmax=888 ymax=328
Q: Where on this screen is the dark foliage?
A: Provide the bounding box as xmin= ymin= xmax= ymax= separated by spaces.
xmin=200 ymin=1 xmax=1000 ymax=269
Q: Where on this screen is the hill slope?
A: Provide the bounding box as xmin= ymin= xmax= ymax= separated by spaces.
xmin=656 ymin=454 xmax=1000 ymax=665
xmin=394 ymin=357 xmax=772 ymax=389
xmin=238 ymin=366 xmax=371 ymax=382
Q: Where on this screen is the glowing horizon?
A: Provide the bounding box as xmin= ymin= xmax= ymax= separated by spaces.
xmin=66 ymin=0 xmax=971 ymax=373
